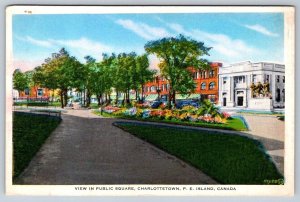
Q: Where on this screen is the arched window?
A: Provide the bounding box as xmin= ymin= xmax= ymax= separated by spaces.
xmin=201 ymin=82 xmax=206 ymax=90
xmin=209 ymin=82 xmax=215 ymax=89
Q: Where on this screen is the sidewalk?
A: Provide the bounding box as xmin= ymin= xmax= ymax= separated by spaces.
xmin=16 ymin=109 xmax=217 ymax=185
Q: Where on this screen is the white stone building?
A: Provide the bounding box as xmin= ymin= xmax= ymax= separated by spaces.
xmin=218 ymin=61 xmax=285 ymax=110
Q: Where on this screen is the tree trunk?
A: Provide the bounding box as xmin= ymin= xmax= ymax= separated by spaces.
xmin=105 ymin=94 xmax=108 ymax=105
xmin=83 ymin=88 xmax=86 ymax=106
xmin=60 ymin=90 xmax=64 ymax=108
xmin=86 ymin=89 xmax=91 ymax=107
xmin=167 ymin=89 xmax=172 ymax=109
xmin=115 ymin=91 xmax=119 ymax=105
xmin=141 ymin=84 xmax=144 ymax=103
xmin=172 ymin=90 xmax=176 ymax=107
xmin=97 ymin=94 xmax=101 ymax=106
xmin=127 ymin=89 xmax=130 ymax=104
xmin=63 ymin=89 xmax=68 ymax=107
xmin=108 ymin=93 xmax=111 ymax=104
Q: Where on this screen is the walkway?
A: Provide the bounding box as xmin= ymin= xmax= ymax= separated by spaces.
xmin=16 ymin=109 xmax=217 ymax=185
xmin=242 ymin=114 xmax=284 ymax=174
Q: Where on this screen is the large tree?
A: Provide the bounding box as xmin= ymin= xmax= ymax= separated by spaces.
xmin=145 ymin=35 xmax=211 ymax=107
xmin=37 ymin=48 xmax=84 ymax=108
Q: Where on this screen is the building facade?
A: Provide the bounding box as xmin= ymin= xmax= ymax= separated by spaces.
xmin=218 ymin=61 xmax=285 ymax=110
xmin=18 ymin=86 xmax=51 ymax=101
xmin=143 ymin=62 xmax=222 ymax=103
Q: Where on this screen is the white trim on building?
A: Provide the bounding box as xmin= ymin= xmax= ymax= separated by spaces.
xmin=218 ymin=61 xmax=285 ymax=110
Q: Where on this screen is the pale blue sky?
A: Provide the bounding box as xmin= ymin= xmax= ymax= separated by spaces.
xmin=12 ymin=13 xmax=284 ymax=71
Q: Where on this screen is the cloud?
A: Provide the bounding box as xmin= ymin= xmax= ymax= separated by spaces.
xmin=244 ymin=24 xmax=278 ymax=37
xmin=13 ymin=59 xmax=43 ymax=72
xmin=115 ymin=19 xmax=171 ymax=40
xmin=166 ymin=23 xmax=261 ymax=61
xmin=50 ymin=37 xmax=114 ymax=61
xmin=15 ymin=35 xmax=54 ymax=48
xmin=15 ymin=35 xmax=117 ymax=62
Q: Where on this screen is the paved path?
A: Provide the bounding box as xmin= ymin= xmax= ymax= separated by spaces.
xmin=242 ymin=114 xmax=284 ymax=175
xmin=16 ymin=109 xmax=217 ymax=185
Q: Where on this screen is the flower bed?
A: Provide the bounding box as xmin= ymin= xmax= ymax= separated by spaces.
xmin=102 ymin=105 xmax=230 ymax=124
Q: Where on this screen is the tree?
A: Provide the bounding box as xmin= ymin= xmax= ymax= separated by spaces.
xmin=135 ymin=54 xmax=156 ymax=102
xmin=13 ymin=69 xmax=29 ymax=96
xmin=38 ymin=48 xmax=83 ymax=108
xmin=145 ymin=35 xmax=211 ymax=107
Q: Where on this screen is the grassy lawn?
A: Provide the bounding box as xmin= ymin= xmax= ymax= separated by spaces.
xmin=13 ymin=112 xmax=61 ymax=180
xmin=93 ymin=110 xmax=247 ymax=131
xmin=115 ymin=122 xmax=283 ymax=184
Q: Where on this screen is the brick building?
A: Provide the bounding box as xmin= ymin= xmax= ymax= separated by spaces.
xmin=143 ymin=62 xmax=222 ymax=103
xmin=18 ymin=86 xmax=51 ymax=101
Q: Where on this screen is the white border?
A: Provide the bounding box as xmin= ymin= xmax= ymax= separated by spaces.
xmin=5 ymin=5 xmax=295 ymax=196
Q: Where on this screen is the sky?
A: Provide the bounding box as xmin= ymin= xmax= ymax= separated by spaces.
xmin=12 ymin=13 xmax=284 ymax=72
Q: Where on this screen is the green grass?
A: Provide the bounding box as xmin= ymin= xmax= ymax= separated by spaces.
xmin=93 ymin=110 xmax=247 ymax=131
xmin=115 ymin=123 xmax=283 ymax=184
xmin=13 ymin=101 xmax=61 ymax=107
xmin=13 ymin=112 xmax=61 ymax=181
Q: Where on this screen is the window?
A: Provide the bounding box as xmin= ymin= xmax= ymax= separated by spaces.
xmin=37 ymin=89 xmax=43 ymax=96
xmin=209 ymin=70 xmax=215 ymax=78
xmin=276 ymin=88 xmax=281 ymax=102
xmin=201 ymin=82 xmax=206 ymax=90
xmin=236 ymin=76 xmax=245 ymax=84
xmin=276 ymin=75 xmax=280 ymax=82
xmin=24 ymin=88 xmax=30 ymax=95
xmin=283 ymin=76 xmax=285 ymax=83
xmin=209 ymin=82 xmax=215 ymax=89
xmin=252 ymin=75 xmax=257 ymax=83
xmin=193 ymin=72 xmax=198 ymax=79
xmin=161 ymin=85 xmax=165 ymax=92
xmin=166 ymin=84 xmax=170 ymax=90
xmin=265 ymin=74 xmax=270 ymax=83
xmin=223 ymin=77 xmax=227 ymax=84
xmin=282 ymin=89 xmax=285 ymax=102
xmin=203 ymin=71 xmax=207 ymax=78
xmin=150 ymin=86 xmax=156 ymax=92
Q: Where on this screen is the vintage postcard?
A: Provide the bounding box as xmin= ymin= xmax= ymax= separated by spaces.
xmin=5 ymin=6 xmax=295 ymax=196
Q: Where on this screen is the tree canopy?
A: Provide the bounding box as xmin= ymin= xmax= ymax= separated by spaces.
xmin=145 ymin=34 xmax=211 ymax=107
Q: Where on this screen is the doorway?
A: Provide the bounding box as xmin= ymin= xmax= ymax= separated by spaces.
xmin=237 ymin=96 xmax=243 ymax=106
xmin=223 ymin=97 xmax=227 ymax=107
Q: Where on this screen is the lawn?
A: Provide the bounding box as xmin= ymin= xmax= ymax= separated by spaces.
xmin=114 ymin=122 xmax=283 ymax=184
xmin=13 ymin=112 xmax=61 ymax=180
xmin=94 ymin=111 xmax=247 ymax=131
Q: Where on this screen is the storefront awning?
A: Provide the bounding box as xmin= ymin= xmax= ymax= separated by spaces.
xmin=175 ymin=93 xmax=200 ymax=100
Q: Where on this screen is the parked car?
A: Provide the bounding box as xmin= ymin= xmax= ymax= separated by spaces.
xmin=150 ymin=100 xmax=167 ymax=109
xmin=175 ymin=100 xmax=200 ymax=109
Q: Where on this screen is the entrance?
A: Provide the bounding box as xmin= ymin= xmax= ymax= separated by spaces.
xmin=237 ymin=96 xmax=243 ymax=106
xmin=223 ymin=97 xmax=227 ymax=107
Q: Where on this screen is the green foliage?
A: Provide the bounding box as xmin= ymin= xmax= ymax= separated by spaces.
xmin=145 ymin=35 xmax=211 ymax=106
xmin=13 ymin=69 xmax=29 ymax=93
xmin=116 ymin=123 xmax=283 ymax=184
xmin=13 ymin=113 xmax=61 ymax=180
xmin=31 ymin=48 xmax=84 ymax=107
xmin=197 ymin=99 xmax=221 ymax=117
